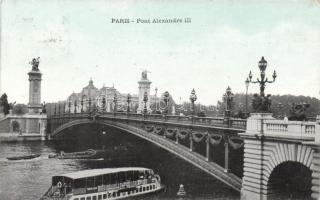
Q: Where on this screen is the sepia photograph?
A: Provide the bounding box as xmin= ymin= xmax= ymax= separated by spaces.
xmin=0 ymin=0 xmax=320 ymax=199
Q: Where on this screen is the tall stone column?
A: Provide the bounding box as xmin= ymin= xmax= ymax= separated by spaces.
xmin=28 ymin=58 xmax=42 ymax=114
xmin=137 ymin=70 xmax=151 ymax=113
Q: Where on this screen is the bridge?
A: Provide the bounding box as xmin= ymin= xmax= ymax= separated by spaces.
xmin=47 ymin=111 xmax=247 ymax=192
xmin=46 ymin=111 xmax=320 ymax=200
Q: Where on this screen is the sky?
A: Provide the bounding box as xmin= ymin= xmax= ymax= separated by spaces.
xmin=1 ymin=0 xmax=320 ymax=105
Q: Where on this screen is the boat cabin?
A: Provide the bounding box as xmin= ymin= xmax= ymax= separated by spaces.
xmin=48 ymin=167 xmax=159 ymax=199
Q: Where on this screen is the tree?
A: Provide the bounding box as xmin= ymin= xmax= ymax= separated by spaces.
xmin=12 ymin=104 xmax=28 ymax=115
xmin=0 ymin=93 xmax=10 ymax=115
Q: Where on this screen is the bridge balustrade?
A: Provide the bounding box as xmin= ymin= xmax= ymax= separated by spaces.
xmin=263 ymin=119 xmax=317 ymax=140
xmin=48 ymin=112 xmax=247 ymax=130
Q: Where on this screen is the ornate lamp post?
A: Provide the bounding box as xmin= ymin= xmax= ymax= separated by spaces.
xmin=245 ymin=78 xmax=250 ymax=115
xmin=74 ymin=100 xmax=77 ymax=113
xmin=88 ymin=98 xmax=92 ymax=112
xmin=163 ymin=91 xmax=170 ymax=115
xmin=248 ymin=57 xmax=276 ymax=97
xmin=68 ymin=100 xmax=71 ymax=114
xmin=113 ymin=93 xmax=117 ymax=114
xmin=224 ymin=86 xmax=234 ymax=116
xmin=189 ymin=89 xmax=197 ymax=121
xmin=102 ymin=96 xmax=106 ymax=112
xmin=80 ymin=98 xmax=84 ymax=113
xmin=127 ymin=94 xmax=131 ymax=113
xmin=248 ymin=57 xmax=277 ymax=113
xmin=143 ymin=92 xmax=148 ymax=116
xmin=155 ymin=87 xmax=158 ymax=112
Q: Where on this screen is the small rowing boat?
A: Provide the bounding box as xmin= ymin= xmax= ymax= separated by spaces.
xmin=7 ymin=154 xmax=41 ymax=161
xmin=48 ymin=149 xmax=97 ymax=159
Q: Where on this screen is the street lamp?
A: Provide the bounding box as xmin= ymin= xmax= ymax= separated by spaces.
xmin=245 ymin=78 xmax=250 ymax=116
xmin=88 ymin=98 xmax=92 ymax=112
xmin=68 ymin=100 xmax=71 ymax=113
xmin=155 ymin=87 xmax=158 ymax=112
xmin=127 ymin=94 xmax=131 ymax=113
xmin=74 ymin=100 xmax=77 ymax=113
xmin=224 ymin=86 xmax=234 ymax=118
xmin=248 ymin=57 xmax=277 ymax=97
xmin=189 ymin=89 xmax=197 ymax=116
xmin=80 ymin=98 xmax=84 ymax=113
xmin=102 ymin=96 xmax=106 ymax=111
xmin=143 ymin=92 xmax=148 ymax=115
xmin=113 ymin=93 xmax=117 ymax=114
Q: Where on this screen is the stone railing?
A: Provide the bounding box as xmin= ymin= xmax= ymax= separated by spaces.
xmin=48 ymin=111 xmax=247 ymax=130
xmin=244 ymin=113 xmax=320 ymax=141
xmin=263 ymin=119 xmax=318 ymax=140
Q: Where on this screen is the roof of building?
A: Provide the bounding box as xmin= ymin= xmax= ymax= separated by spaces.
xmin=57 ymin=167 xmax=151 ymax=179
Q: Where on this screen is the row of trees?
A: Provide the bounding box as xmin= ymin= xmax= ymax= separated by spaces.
xmin=216 ymin=93 xmax=320 ymax=119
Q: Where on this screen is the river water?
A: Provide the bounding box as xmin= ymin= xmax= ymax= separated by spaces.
xmin=0 ymin=126 xmax=239 ymax=200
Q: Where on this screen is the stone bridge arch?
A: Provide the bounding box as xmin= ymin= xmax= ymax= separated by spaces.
xmin=50 ymin=118 xmax=243 ymax=192
xmin=242 ymin=139 xmax=314 ymax=200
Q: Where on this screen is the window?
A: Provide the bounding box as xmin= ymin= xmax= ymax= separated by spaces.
xmin=86 ymin=197 xmax=91 ymax=200
xmin=98 ymin=195 xmax=102 ymax=200
xmin=103 ymin=174 xmax=109 ymax=185
xmin=74 ymin=198 xmax=79 ymax=200
xmin=87 ymin=177 xmax=95 ymax=188
xmin=118 ymin=172 xmax=126 ymax=182
xmin=139 ymin=188 xmax=142 ymax=192
xmin=92 ymin=196 xmax=97 ymax=200
xmin=143 ymin=187 xmax=146 ymax=191
xmin=96 ymin=176 xmax=103 ymax=186
xmin=74 ymin=178 xmax=86 ymax=189
xmin=153 ymin=185 xmax=155 ymax=189
xmin=103 ymin=194 xmax=107 ymax=199
xmin=146 ymin=186 xmax=149 ymax=191
xmin=81 ymin=198 xmax=85 ymax=200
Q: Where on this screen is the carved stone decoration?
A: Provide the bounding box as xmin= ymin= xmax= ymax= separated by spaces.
xmin=228 ymin=136 xmax=244 ymax=150
xmin=288 ymin=102 xmax=310 ymax=121
xmin=192 ymin=131 xmax=206 ymax=143
xmin=153 ymin=127 xmax=163 ymax=135
xmin=145 ymin=125 xmax=154 ymax=132
xmin=251 ymin=93 xmax=272 ymax=113
xmin=208 ymin=133 xmax=223 ymax=146
xmin=177 ymin=129 xmax=191 ymax=140
xmin=165 ymin=128 xmax=176 ymax=138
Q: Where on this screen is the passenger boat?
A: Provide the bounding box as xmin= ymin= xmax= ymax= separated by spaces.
xmin=40 ymin=167 xmax=165 ymax=200
xmin=48 ymin=149 xmax=97 ymax=159
xmin=7 ymin=153 xmax=40 ymax=161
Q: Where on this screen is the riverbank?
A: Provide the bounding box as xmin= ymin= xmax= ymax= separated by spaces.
xmin=0 ymin=132 xmax=46 ymax=142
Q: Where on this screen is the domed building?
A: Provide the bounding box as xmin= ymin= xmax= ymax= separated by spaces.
xmin=65 ymin=78 xmax=140 ymax=113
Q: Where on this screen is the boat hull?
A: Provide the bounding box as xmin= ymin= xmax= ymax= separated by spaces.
xmin=7 ymin=154 xmax=40 ymax=160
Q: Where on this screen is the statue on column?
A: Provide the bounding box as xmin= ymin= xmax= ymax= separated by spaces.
xmin=29 ymin=57 xmax=40 ymax=71
xmin=141 ymin=70 xmax=150 ymax=80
